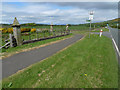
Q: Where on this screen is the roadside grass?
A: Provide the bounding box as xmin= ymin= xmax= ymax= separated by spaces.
xmin=92 ymin=27 xmax=109 ymax=32
xmin=72 ymin=30 xmax=89 ymax=35
xmin=2 ymin=34 xmax=118 ymax=88
xmin=1 ymin=33 xmax=73 ymax=58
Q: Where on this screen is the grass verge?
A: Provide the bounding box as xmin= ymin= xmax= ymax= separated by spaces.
xmin=2 ymin=34 xmax=118 ymax=88
xmin=92 ymin=27 xmax=109 ymax=32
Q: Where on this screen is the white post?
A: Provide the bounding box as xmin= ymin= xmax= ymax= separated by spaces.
xmin=100 ymin=29 xmax=103 ymax=37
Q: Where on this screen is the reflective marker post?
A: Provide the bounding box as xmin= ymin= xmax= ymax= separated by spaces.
xmin=117 ymin=23 xmax=119 ymax=29
xmin=100 ymin=29 xmax=103 ymax=37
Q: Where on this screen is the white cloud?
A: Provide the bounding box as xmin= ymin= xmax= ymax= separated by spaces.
xmin=3 ymin=0 xmax=119 ymax=2
xmin=1 ymin=2 xmax=118 ymax=24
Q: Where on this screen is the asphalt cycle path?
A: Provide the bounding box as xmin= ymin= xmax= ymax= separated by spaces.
xmin=2 ymin=34 xmax=84 ymax=79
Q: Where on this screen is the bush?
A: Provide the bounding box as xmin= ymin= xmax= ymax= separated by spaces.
xmin=21 ymin=28 xmax=31 ymax=33
xmin=7 ymin=28 xmax=13 ymax=33
xmin=1 ymin=28 xmax=7 ymax=33
xmin=31 ymin=28 xmax=36 ymax=32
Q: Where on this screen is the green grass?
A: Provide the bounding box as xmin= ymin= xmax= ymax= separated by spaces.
xmin=2 ymin=30 xmax=66 ymax=45
xmin=1 ymin=33 xmax=72 ymax=57
xmin=72 ymin=30 xmax=89 ymax=35
xmin=2 ymin=34 xmax=118 ymax=88
xmin=21 ymin=25 xmax=89 ymax=31
xmin=92 ymin=27 xmax=109 ymax=32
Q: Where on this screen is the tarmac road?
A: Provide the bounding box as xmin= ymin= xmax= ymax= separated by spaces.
xmin=2 ymin=34 xmax=84 ymax=79
xmin=108 ymin=27 xmax=120 ymax=64
xmin=108 ymin=27 xmax=119 ymax=49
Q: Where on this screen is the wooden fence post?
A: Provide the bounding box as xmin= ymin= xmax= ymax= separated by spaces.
xmin=66 ymin=24 xmax=69 ymax=34
xmin=36 ymin=31 xmax=39 ymax=40
xmin=12 ymin=17 xmax=22 ymax=46
xmin=49 ymin=30 xmax=51 ymax=37
xmin=50 ymin=24 xmax=53 ymax=32
xmin=9 ymin=34 xmax=13 ymax=47
xmin=43 ymin=31 xmax=45 ymax=38
xmin=29 ymin=31 xmax=31 ymax=40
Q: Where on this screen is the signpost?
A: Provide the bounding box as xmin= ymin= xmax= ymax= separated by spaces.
xmin=88 ymin=11 xmax=94 ymax=38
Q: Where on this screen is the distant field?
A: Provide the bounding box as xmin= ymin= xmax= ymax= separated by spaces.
xmin=1 ymin=25 xmax=90 ymax=46
xmin=92 ymin=27 xmax=109 ymax=32
xmin=2 ymin=34 xmax=118 ymax=88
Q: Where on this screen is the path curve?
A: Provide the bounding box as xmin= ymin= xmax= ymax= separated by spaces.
xmin=2 ymin=34 xmax=84 ymax=78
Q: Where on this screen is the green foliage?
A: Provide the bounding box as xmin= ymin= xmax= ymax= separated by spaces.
xmin=21 ymin=28 xmax=31 ymax=33
xmin=31 ymin=28 xmax=36 ymax=32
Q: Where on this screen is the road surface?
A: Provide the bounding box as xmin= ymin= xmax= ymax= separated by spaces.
xmin=2 ymin=34 xmax=84 ymax=79
xmin=108 ymin=27 xmax=119 ymax=50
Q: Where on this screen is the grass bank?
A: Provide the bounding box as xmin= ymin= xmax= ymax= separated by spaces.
xmin=2 ymin=34 xmax=118 ymax=88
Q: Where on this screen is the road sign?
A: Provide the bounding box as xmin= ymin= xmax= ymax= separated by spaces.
xmin=89 ymin=11 xmax=94 ymax=20
xmin=86 ymin=20 xmax=91 ymax=22
xmin=89 ymin=15 xmax=93 ymax=20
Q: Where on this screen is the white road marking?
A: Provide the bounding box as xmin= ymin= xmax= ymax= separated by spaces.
xmin=109 ymin=28 xmax=120 ymax=57
xmin=112 ymin=37 xmax=120 ymax=57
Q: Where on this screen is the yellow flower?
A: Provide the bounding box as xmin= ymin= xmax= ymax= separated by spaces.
xmin=84 ymin=74 xmax=87 ymax=76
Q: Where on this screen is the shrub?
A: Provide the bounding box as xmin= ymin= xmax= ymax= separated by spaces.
xmin=31 ymin=28 xmax=36 ymax=32
xmin=7 ymin=28 xmax=13 ymax=33
xmin=21 ymin=28 xmax=31 ymax=33
xmin=1 ymin=28 xmax=7 ymax=33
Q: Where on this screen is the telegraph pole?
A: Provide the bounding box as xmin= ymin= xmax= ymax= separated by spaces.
xmin=89 ymin=20 xmax=91 ymax=38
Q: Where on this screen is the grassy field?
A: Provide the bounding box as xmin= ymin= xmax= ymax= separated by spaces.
xmin=1 ymin=29 xmax=67 ymax=45
xmin=2 ymin=34 xmax=118 ymax=88
xmin=21 ymin=25 xmax=89 ymax=31
xmin=92 ymin=27 xmax=109 ymax=32
xmin=1 ymin=25 xmax=90 ymax=46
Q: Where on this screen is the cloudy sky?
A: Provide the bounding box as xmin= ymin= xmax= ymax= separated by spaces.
xmin=1 ymin=2 xmax=118 ymax=24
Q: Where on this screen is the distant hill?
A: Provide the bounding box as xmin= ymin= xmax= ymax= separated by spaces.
xmin=91 ymin=18 xmax=119 ymax=28
xmin=105 ymin=18 xmax=119 ymax=28
xmin=0 ymin=18 xmax=119 ymax=29
xmin=109 ymin=18 xmax=119 ymax=22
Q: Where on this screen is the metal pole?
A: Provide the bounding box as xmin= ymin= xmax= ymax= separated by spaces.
xmin=89 ymin=20 xmax=91 ymax=38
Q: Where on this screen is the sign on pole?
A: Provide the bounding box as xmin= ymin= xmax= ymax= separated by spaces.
xmin=86 ymin=20 xmax=91 ymax=22
xmin=89 ymin=11 xmax=94 ymax=20
xmin=88 ymin=11 xmax=94 ymax=38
